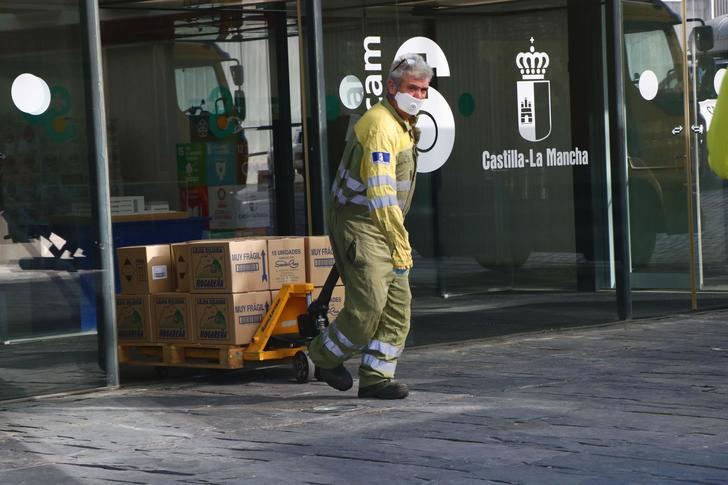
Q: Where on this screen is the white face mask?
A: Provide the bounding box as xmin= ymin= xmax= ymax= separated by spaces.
xmin=394 ymin=91 xmax=425 ymax=116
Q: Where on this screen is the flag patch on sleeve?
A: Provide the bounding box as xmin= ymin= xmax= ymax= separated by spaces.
xmin=371 ymin=152 xmax=391 ymax=164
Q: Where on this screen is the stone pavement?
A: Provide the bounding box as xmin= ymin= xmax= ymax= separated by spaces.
xmin=1 ymin=310 xmax=728 ymax=484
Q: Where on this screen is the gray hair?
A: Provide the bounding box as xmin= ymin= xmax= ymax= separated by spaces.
xmin=388 ymin=53 xmax=433 ymax=87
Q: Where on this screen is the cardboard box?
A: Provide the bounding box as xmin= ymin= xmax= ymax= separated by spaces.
xmin=116 ymin=294 xmax=152 ymax=342
xmin=117 ymin=244 xmax=173 ymax=294
xmin=177 ymin=142 xmax=207 ymax=187
xmin=312 ymin=285 xmax=345 ymax=323
xmin=267 ymin=237 xmax=306 ymax=290
xmin=305 ymin=236 xmax=341 ymax=286
xmin=171 ymin=243 xmax=191 ymax=292
xmin=192 ymin=291 xmax=270 ymax=345
xmin=189 ymin=239 xmax=268 ymax=293
xmin=151 ymin=293 xmax=194 ymax=343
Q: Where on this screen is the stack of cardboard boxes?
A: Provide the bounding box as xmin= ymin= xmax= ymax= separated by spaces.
xmin=116 ymin=244 xmax=176 ymax=344
xmin=115 ymin=236 xmax=344 ymax=348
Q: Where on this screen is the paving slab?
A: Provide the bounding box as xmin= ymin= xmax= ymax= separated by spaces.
xmin=1 ymin=311 xmax=728 ymax=484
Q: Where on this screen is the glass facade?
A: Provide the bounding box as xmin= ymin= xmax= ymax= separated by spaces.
xmin=0 ymin=1 xmax=108 ymax=400
xmin=321 ymin=0 xmax=620 ymax=344
xmin=1 ymin=0 xmax=727 ymax=401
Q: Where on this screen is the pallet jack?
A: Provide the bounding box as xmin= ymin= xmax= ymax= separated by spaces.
xmin=241 ymin=265 xmax=340 ymax=383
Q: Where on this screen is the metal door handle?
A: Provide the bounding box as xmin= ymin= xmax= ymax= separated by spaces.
xmin=672 ymin=126 xmax=684 ymax=135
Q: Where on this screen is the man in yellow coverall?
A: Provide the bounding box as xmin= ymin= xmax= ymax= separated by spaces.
xmin=308 ymin=53 xmax=433 ymax=399
xmin=708 ymin=73 xmax=728 ymax=178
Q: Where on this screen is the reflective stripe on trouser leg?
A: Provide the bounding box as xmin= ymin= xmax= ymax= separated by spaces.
xmin=308 ymin=206 xmax=394 ymax=370
xmin=359 ymin=272 xmax=411 ymax=388
xmin=309 ymin=321 xmax=363 ymax=365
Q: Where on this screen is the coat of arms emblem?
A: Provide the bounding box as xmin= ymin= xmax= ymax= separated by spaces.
xmin=517 ymin=38 xmax=552 ymax=142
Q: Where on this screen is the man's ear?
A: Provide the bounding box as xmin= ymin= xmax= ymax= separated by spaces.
xmin=386 ymin=78 xmax=397 ymax=96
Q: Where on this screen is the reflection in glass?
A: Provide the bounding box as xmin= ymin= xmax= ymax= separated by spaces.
xmin=100 ymin=6 xmax=304 ymax=246
xmin=691 ymin=3 xmax=728 ymax=309
xmin=623 ymin=3 xmax=692 ymax=316
xmin=0 ymin=1 xmax=107 ymax=400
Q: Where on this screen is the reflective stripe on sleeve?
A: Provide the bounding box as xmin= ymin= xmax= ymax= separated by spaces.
xmin=333 ymin=187 xmax=368 ymax=207
xmin=361 ymin=354 xmax=397 ymax=375
xmin=368 ymin=175 xmax=397 ymax=190
xmin=368 ymin=194 xmax=399 ymax=212
xmin=397 ymin=180 xmax=412 ymax=192
xmin=344 ymin=171 xmax=367 ymax=193
xmin=367 ymin=340 xmax=403 ymax=358
xmin=330 ymin=163 xmax=347 ymax=194
xmin=333 ymin=186 xmax=348 ymax=205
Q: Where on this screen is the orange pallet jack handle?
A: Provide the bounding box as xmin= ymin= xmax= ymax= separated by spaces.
xmin=243 ymin=283 xmax=314 ymax=362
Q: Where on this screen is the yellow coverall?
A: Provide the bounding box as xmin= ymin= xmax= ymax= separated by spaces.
xmin=708 ymin=74 xmax=728 ymax=178
xmin=308 ymin=97 xmax=419 ymax=387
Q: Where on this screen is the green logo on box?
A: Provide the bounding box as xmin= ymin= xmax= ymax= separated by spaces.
xmin=199 ymin=308 xmax=228 ymax=339
xmin=194 ymin=257 xmax=224 ymax=289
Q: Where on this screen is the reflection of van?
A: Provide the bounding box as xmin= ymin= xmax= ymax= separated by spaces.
xmin=625 ymin=1 xmax=719 ymax=266
xmin=706 ymin=14 xmax=728 ymax=67
xmin=623 ymin=0 xmax=688 ymax=266
xmin=105 ymin=40 xmax=240 ymax=205
xmin=702 ymin=14 xmax=728 ymax=128
xmin=0 ymin=23 xmax=244 ymax=243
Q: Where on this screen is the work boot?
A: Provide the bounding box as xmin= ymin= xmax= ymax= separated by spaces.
xmin=314 ymin=364 xmax=353 ymax=391
xmin=358 ymin=380 xmax=409 ymax=399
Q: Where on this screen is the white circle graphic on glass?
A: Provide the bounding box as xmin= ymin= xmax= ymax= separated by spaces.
xmin=638 ymin=70 xmax=659 ymax=101
xmin=416 ymin=88 xmax=455 ymax=173
xmin=11 ymin=73 xmax=51 ymax=115
xmin=417 ymin=113 xmax=437 ymax=151
xmin=339 ymin=75 xmax=364 ymax=110
xmin=715 ymin=68 xmax=726 ymax=96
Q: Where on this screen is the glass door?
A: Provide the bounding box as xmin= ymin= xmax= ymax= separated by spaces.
xmin=0 ymin=1 xmax=110 ymax=400
xmin=623 ymin=0 xmax=694 ymax=308
xmin=685 ymin=0 xmax=728 ymax=307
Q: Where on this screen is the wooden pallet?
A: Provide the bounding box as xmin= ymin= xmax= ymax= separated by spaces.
xmin=118 ymin=343 xmax=244 ymax=369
